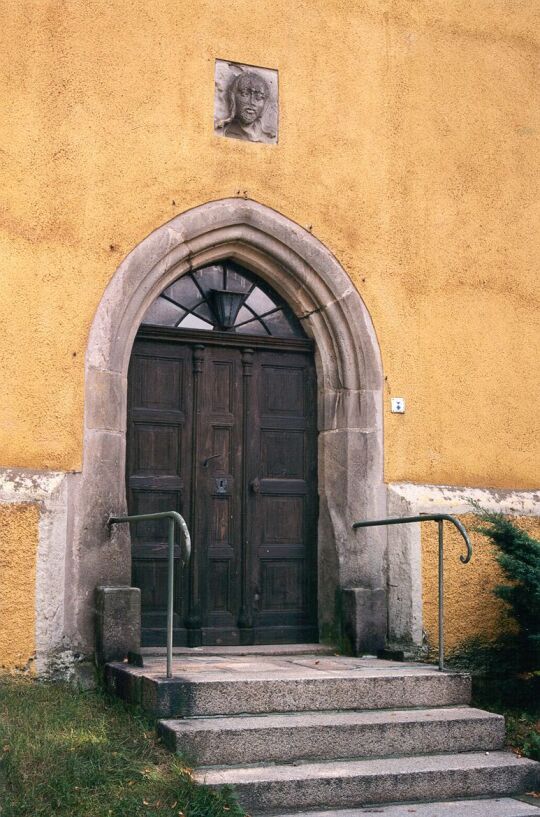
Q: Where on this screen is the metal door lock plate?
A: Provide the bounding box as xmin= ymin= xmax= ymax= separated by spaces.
xmin=215 ymin=477 xmax=228 ymax=494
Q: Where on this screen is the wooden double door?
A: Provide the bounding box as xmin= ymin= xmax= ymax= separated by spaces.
xmin=127 ymin=328 xmax=318 ymax=646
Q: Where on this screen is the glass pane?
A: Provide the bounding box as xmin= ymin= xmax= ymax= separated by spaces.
xmin=178 ymin=313 xmax=213 ymax=331
xmin=194 ymin=302 xmax=214 ymax=323
xmin=226 ymin=268 xmax=253 ymax=295
xmin=192 ymin=265 xmax=224 ymax=296
xmin=234 ymin=305 xmax=256 ymax=326
xmin=142 ymin=262 xmax=306 ymax=338
xmin=234 ymin=318 xmax=268 ymax=336
xmin=165 ymin=275 xmax=202 ymax=309
xmin=262 ymin=309 xmax=297 ymax=337
xmin=142 ymin=298 xmax=185 ymax=326
xmin=245 ymin=287 xmax=275 ymax=315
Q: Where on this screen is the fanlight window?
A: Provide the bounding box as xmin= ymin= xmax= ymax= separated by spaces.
xmin=142 ymin=262 xmax=305 ymax=338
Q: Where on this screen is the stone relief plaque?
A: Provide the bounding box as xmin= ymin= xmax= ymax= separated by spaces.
xmin=214 ymin=60 xmax=278 ymax=144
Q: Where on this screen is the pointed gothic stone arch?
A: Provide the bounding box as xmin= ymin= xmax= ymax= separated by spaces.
xmin=69 ymin=199 xmax=386 ymax=654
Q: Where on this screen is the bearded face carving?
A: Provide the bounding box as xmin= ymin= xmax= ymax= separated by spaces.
xmin=215 ymin=63 xmax=278 ymax=144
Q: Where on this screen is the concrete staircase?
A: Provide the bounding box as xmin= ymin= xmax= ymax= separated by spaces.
xmin=106 ymin=648 xmax=540 ymax=816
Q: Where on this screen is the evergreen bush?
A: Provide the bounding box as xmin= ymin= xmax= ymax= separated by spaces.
xmin=473 ymin=505 xmax=540 ymax=672
xmin=446 ymin=509 xmax=540 ymax=763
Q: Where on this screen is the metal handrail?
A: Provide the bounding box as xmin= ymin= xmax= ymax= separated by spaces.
xmin=352 ymin=514 xmax=472 ymax=671
xmin=108 ymin=511 xmax=191 ymax=678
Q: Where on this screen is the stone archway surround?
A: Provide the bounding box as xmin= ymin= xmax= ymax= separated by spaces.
xmin=68 ymin=198 xmax=387 ymax=655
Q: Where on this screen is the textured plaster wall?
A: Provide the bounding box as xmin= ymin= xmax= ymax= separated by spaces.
xmin=0 ymin=469 xmax=71 ymax=672
xmin=422 ymin=514 xmax=540 ymax=652
xmin=0 ymin=504 xmax=39 ymax=669
xmin=0 ymin=0 xmax=538 ymax=487
xmin=387 ymin=483 xmax=540 ymax=650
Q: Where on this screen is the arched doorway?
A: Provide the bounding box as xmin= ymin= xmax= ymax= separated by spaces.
xmin=71 ymin=199 xmax=386 ymax=658
xmin=128 ymin=261 xmax=318 ymax=646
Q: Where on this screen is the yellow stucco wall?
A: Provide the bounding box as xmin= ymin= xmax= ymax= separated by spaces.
xmin=422 ymin=514 xmax=540 ymax=652
xmin=0 ymin=504 xmax=39 ymax=669
xmin=0 ymin=0 xmax=538 ymax=486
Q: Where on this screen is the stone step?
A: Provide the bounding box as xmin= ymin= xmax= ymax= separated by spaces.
xmin=266 ymin=799 xmax=540 ymax=817
xmin=159 ymin=707 xmax=505 ymax=766
xmin=196 ymin=752 xmax=539 ymax=814
xmin=106 ymin=660 xmax=471 ymax=717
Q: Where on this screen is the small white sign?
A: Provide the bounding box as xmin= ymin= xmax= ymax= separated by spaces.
xmin=391 ymin=397 xmax=405 ymax=413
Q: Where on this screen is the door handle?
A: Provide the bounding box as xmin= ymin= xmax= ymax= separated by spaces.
xmin=202 ymin=453 xmax=221 ymax=468
xmin=250 ymin=477 xmax=261 ymax=494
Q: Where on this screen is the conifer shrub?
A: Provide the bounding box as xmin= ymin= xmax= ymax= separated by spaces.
xmin=446 ymin=509 xmax=540 ymax=760
xmin=473 ymin=506 xmax=540 ymax=673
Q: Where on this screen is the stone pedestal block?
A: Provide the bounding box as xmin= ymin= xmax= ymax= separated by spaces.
xmin=342 ymin=587 xmax=387 ymax=655
xmin=95 ymin=586 xmax=141 ymax=665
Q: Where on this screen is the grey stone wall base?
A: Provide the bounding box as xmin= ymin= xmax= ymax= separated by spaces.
xmin=386 ymin=483 xmax=540 ymax=652
xmin=41 ymin=646 xmax=97 ymax=689
xmin=0 ymin=468 xmax=74 ymax=674
xmin=379 ymin=641 xmax=429 ymax=662
xmin=342 ymin=587 xmax=387 ymax=655
xmin=95 ymin=586 xmax=141 ymax=665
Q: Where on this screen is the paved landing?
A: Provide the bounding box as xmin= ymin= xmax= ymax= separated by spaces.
xmin=129 ymin=652 xmax=446 ymax=682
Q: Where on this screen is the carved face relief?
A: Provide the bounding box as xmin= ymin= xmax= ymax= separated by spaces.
xmin=214 ymin=60 xmax=278 ymax=144
xmin=233 ymin=73 xmax=268 ymax=126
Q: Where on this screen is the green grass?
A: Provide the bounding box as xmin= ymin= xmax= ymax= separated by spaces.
xmin=471 ymin=675 xmax=540 ymax=763
xmin=445 ymin=638 xmax=540 ymax=765
xmin=0 ymin=674 xmax=247 ymax=817
xmin=506 ymin=712 xmax=540 ymax=762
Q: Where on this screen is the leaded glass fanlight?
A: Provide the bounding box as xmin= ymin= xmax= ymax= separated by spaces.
xmin=141 ymin=261 xmax=305 ymax=338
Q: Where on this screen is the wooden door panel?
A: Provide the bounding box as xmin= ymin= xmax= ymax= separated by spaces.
xmin=129 ymin=488 xmax=184 ymax=544
xmin=259 ymin=555 xmax=306 ymax=614
xmin=262 ymin=496 xmax=304 ymax=543
xmin=135 ymin=355 xmax=186 ymax=413
xmin=257 ymin=479 xmax=307 ymax=494
xmin=196 ymin=347 xmax=243 ymax=643
xmin=211 ymin=496 xmax=232 ymax=545
xmin=131 ymin=423 xmax=181 ymax=477
xmin=262 ymin=365 xmax=305 ymax=415
xmin=127 ymin=340 xmax=193 ymax=645
xmin=260 ymin=430 xmax=305 ymax=478
xmin=127 ymin=334 xmax=318 ymax=647
xmin=249 ymin=349 xmax=318 ymax=642
xmin=210 ymin=360 xmax=235 ymax=413
xmin=132 ymin=559 xmax=183 ymax=615
xmin=208 ymin=558 xmax=233 ymax=614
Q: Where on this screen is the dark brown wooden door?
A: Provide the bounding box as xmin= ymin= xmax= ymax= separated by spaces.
xmin=127 ymin=331 xmax=318 ymax=646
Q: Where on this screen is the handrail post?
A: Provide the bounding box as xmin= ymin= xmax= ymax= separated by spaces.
xmin=438 ymin=519 xmax=444 ymax=672
xmin=352 ymin=513 xmax=471 ymax=671
xmin=108 ymin=510 xmax=191 ymax=680
xmin=167 ymin=517 xmax=175 ymax=679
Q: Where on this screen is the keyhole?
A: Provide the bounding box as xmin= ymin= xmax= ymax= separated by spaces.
xmin=216 ymin=478 xmax=228 ymax=494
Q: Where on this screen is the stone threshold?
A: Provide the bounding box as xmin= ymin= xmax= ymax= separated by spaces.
xmin=139 ymin=643 xmax=336 ymax=658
